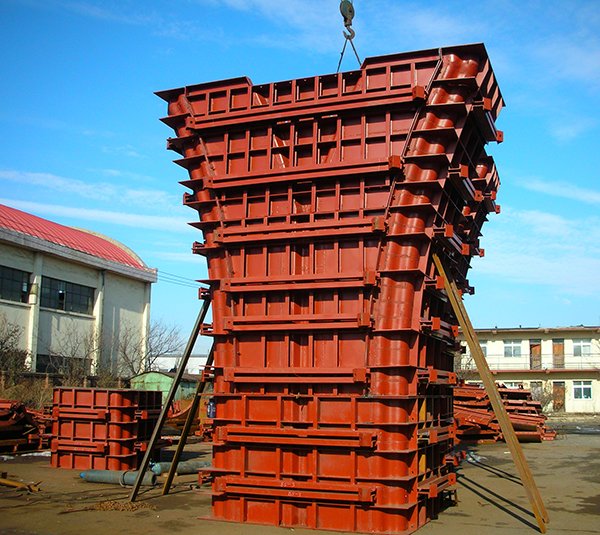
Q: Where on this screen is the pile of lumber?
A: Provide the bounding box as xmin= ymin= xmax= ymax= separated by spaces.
xmin=454 ymin=384 xmax=557 ymax=443
xmin=0 ymin=399 xmax=51 ymax=452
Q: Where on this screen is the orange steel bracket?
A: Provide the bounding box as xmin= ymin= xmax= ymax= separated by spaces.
xmin=432 ymin=253 xmax=549 ymax=534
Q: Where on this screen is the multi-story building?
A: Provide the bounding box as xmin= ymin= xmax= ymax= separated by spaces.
xmin=458 ymin=326 xmax=600 ymax=414
xmin=0 ymin=204 xmax=157 ymax=376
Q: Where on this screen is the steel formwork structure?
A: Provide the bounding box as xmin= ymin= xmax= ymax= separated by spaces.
xmin=51 ymin=388 xmax=162 ymax=471
xmin=158 ymin=43 xmax=503 ymax=534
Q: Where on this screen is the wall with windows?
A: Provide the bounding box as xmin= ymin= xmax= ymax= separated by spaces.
xmin=0 ymin=242 xmax=33 ymax=351
xmin=463 ymin=329 xmax=600 ymax=371
xmin=459 ymin=327 xmax=600 ymax=414
xmin=0 ymin=230 xmax=155 ymax=376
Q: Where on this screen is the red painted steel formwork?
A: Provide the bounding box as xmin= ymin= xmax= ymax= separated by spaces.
xmin=51 ymin=388 xmax=162 ymax=471
xmin=0 ymin=399 xmax=50 ymax=452
xmin=454 ymin=384 xmax=557 ymax=443
xmin=158 ymin=43 xmax=503 ymax=534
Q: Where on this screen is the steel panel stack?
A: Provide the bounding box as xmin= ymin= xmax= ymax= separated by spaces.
xmin=51 ymin=388 xmax=162 ymax=470
xmin=158 ymin=43 xmax=503 ymax=534
xmin=454 ymin=384 xmax=557 ymax=443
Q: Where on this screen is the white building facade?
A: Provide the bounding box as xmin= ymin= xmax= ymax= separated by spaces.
xmin=0 ymin=204 xmax=157 ymax=375
xmin=458 ymin=326 xmax=600 ymax=414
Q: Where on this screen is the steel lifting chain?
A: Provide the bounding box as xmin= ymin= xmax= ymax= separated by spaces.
xmin=337 ymin=0 xmax=361 ymax=72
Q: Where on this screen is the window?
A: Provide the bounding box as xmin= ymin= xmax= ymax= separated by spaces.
xmin=479 ymin=340 xmax=488 ymax=358
xmin=40 ymin=276 xmax=95 ymax=315
xmin=573 ymin=339 xmax=592 ymax=357
xmin=36 ymin=354 xmax=91 ymax=375
xmin=0 ymin=265 xmax=30 ymax=303
xmin=504 ymin=340 xmax=522 ymax=358
xmin=573 ymin=380 xmax=592 ymax=400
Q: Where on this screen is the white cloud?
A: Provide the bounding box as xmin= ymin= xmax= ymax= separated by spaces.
xmin=476 ymin=206 xmax=600 ymax=295
xmin=0 ymin=170 xmax=117 ymax=200
xmin=189 ymin=0 xmax=341 ymax=53
xmin=0 ymin=198 xmax=193 ymax=233
xmin=548 ymin=116 xmax=598 ymax=143
xmin=151 ymin=251 xmax=206 ymax=264
xmin=0 ymin=169 xmax=184 ymax=213
xmin=521 ymin=179 xmax=600 ymax=206
xmin=533 ymin=36 xmax=600 ymax=88
xmin=101 ymin=145 xmax=145 ymax=158
xmin=59 ymin=1 xmax=160 ymax=26
xmin=36 ymin=1 xmax=210 ymax=43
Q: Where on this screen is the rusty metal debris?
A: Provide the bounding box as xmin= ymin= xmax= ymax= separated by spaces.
xmin=454 ymin=383 xmax=557 ymax=443
xmin=0 ymin=399 xmax=51 ymax=453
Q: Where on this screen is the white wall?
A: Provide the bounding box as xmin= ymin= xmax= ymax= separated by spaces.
xmin=41 ymin=255 xmax=98 ymax=288
xmin=101 ymin=272 xmax=150 ymax=367
xmin=0 ymin=300 xmax=31 ymax=351
xmin=0 ymin=242 xmax=34 ymax=271
xmin=37 ymin=310 xmax=96 ymax=358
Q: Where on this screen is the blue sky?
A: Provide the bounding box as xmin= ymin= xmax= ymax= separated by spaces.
xmin=1 ymin=0 xmax=600 ymax=352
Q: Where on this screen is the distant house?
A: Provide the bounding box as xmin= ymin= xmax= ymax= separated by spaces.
xmin=153 ymin=353 xmax=209 ymax=375
xmin=458 ymin=326 xmax=600 ymax=414
xmin=130 ymin=371 xmax=201 ymax=401
xmin=0 ymin=204 xmax=157 ymax=375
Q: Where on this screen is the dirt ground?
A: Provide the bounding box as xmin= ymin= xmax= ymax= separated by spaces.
xmin=1 ymin=416 xmax=599 ymax=535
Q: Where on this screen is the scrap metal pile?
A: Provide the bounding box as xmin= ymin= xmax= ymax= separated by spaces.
xmin=159 ymin=42 xmax=503 ymax=534
xmin=0 ymin=399 xmax=51 ymax=452
xmin=454 ymin=383 xmax=557 ymax=443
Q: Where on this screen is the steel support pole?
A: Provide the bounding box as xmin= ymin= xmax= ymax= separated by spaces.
xmin=129 ymin=296 xmax=211 ymax=502
xmin=432 ymin=254 xmax=549 ymax=533
xmin=162 ymin=344 xmax=214 ymax=495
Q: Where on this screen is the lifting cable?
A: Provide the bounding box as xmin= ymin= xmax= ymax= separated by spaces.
xmin=337 ymin=1 xmax=361 ymax=72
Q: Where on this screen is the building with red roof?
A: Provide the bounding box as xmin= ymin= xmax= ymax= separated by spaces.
xmin=0 ymin=204 xmax=157 ymax=375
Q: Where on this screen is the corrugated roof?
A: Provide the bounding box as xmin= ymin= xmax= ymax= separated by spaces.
xmin=0 ymin=204 xmax=147 ymax=270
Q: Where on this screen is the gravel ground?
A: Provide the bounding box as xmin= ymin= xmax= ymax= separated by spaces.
xmin=0 ymin=417 xmax=598 ymax=535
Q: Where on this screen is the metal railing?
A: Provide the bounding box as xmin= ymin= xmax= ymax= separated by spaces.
xmin=458 ymin=353 xmax=600 ymax=371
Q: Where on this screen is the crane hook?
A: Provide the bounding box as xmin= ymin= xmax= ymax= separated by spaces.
xmin=340 ymin=0 xmax=356 ymax=40
xmin=337 ymin=0 xmax=361 ymax=71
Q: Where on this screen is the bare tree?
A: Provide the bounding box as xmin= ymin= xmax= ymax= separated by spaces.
xmin=0 ymin=314 xmax=29 ymax=388
xmin=454 ymin=344 xmax=479 ymax=383
xmin=44 ymin=321 xmax=97 ymax=386
xmin=116 ymin=319 xmax=184 ymax=378
xmin=531 ymin=381 xmax=555 ymax=413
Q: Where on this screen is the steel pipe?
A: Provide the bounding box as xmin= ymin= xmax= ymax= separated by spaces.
xmin=80 ymin=469 xmax=156 ymax=486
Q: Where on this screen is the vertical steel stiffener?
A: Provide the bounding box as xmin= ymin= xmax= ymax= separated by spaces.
xmin=158 ymin=43 xmax=503 ymax=534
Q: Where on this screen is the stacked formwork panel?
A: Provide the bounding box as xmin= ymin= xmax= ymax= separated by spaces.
xmin=51 ymin=388 xmax=162 ymax=470
xmin=158 ymin=43 xmax=503 ymax=534
xmin=454 ymin=384 xmax=557 ymax=443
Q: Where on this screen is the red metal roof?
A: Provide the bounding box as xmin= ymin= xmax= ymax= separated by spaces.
xmin=0 ymin=204 xmax=146 ymax=270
